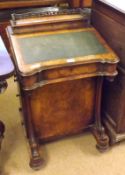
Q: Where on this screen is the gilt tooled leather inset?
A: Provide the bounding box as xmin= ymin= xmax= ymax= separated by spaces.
xmin=17 ymin=31 xmax=108 ymax=64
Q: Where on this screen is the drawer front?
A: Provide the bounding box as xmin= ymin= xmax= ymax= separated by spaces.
xmin=19 ymin=62 xmax=117 ymax=90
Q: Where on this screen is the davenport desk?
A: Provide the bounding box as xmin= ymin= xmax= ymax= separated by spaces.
xmin=7 ymin=9 xmax=118 ymax=169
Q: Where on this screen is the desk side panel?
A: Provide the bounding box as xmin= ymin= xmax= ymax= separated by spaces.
xmin=27 ymin=78 xmax=95 ymax=141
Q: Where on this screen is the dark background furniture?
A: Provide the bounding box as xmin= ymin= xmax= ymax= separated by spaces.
xmin=0 ymin=0 xmax=92 ymax=9
xmin=91 ymin=0 xmax=125 ymax=144
xmin=0 ymin=36 xmax=14 ymax=149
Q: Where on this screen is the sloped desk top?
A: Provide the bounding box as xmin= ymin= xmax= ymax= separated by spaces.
xmin=10 ymin=28 xmax=118 ymax=76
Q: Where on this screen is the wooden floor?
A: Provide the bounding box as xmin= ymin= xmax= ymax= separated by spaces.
xmin=0 ymin=77 xmax=125 ymax=175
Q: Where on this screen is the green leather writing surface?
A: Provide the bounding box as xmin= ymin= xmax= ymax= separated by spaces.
xmin=18 ymin=31 xmax=108 ymax=64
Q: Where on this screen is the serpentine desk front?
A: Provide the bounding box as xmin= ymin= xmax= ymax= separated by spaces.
xmin=7 ymin=9 xmax=119 ymax=170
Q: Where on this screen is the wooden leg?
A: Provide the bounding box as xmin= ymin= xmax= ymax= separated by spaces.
xmin=92 ymin=77 xmax=109 ymax=152
xmin=0 ymin=80 xmax=8 ymax=93
xmin=25 ymin=93 xmax=43 ymax=170
xmin=0 ymin=80 xmax=6 ymax=149
xmin=0 ymin=121 xmax=5 ymax=150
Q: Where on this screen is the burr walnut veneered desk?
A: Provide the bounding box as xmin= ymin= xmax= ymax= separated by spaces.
xmin=7 ymin=9 xmax=118 ymax=170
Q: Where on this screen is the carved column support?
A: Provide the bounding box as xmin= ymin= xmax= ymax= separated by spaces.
xmin=92 ymin=76 xmax=109 ymax=152
xmin=25 ymin=92 xmax=43 ymax=170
